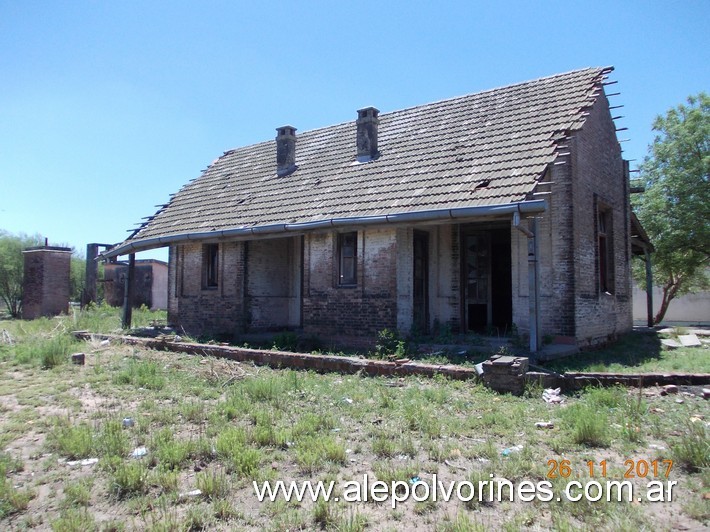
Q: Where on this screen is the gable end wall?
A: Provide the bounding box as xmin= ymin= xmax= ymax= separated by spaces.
xmin=570 ymin=93 xmax=633 ymax=345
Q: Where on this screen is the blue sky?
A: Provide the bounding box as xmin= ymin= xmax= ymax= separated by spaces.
xmin=1 ymin=1 xmax=708 ymax=261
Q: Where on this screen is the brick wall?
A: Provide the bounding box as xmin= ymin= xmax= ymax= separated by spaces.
xmin=571 ymin=92 xmax=633 ymax=346
xmin=22 ymin=247 xmax=71 ymax=319
xmin=170 ymin=241 xmax=247 ymax=337
xmin=302 ymin=228 xmax=398 ymax=341
xmin=511 ymin=93 xmax=632 ymax=346
xmin=246 ymin=237 xmax=301 ymax=330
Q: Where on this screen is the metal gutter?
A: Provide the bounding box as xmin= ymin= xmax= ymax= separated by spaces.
xmin=102 ymin=199 xmax=547 ymax=258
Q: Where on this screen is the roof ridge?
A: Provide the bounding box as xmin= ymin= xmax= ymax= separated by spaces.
xmin=221 ymin=67 xmax=610 ymax=153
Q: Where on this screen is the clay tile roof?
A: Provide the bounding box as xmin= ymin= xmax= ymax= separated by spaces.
xmin=113 ymin=67 xmax=610 ymax=254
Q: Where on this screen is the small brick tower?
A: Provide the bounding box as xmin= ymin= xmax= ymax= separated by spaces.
xmin=22 ymin=245 xmax=72 ymax=319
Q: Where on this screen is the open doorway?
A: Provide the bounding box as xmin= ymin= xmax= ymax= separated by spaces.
xmin=461 ymin=225 xmax=512 ymax=333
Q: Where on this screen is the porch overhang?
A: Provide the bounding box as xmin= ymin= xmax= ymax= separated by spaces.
xmin=102 ymin=199 xmax=548 ymax=259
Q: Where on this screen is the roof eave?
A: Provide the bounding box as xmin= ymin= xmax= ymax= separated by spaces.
xmin=102 ymin=199 xmax=547 ymax=259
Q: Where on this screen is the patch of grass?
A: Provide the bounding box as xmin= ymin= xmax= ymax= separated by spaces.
xmin=372 ymin=434 xmax=397 ymax=458
xmin=672 ymin=420 xmax=710 ymax=472
xmin=437 ymin=512 xmax=486 ymax=532
xmin=295 ymin=436 xmax=346 ymax=473
xmin=183 ymin=504 xmax=215 ymax=531
xmin=113 ymin=359 xmax=165 ymax=390
xmin=110 ymin=461 xmax=149 ymax=498
xmin=564 ymin=402 xmax=609 ymax=447
xmin=61 ymin=478 xmax=93 ymax=507
xmin=312 ymin=499 xmax=339 ymax=528
xmin=0 ymin=460 xmax=34 ymax=518
xmin=14 ymin=333 xmax=76 ymax=369
xmin=46 ymin=420 xmax=94 ymax=460
xmin=196 ymin=468 xmax=230 ymax=501
xmin=51 ymin=508 xmax=97 ymax=531
xmin=214 ymin=427 xmax=262 ymax=478
xmin=242 ymin=375 xmax=283 ymax=403
xmin=151 ymin=467 xmax=179 ymax=495
xmin=152 ymin=432 xmax=193 ymax=470
xmin=545 ymin=331 xmax=710 ymax=374
xmin=96 ymin=419 xmax=130 ymax=459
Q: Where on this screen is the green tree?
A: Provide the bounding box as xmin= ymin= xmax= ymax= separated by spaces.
xmin=633 ymin=93 xmax=709 ymax=324
xmin=0 ymin=231 xmax=44 ymax=317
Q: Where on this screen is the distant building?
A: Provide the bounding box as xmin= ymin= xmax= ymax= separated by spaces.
xmin=22 ymin=246 xmax=72 ymax=319
xmin=103 ymin=259 xmax=168 ymax=310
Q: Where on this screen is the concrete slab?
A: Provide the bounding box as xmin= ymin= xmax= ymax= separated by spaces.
xmin=679 ymin=334 xmax=702 ymax=347
xmin=661 ymin=338 xmax=682 ymax=350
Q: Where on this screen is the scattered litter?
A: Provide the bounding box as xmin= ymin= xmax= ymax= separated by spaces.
xmin=285 ymin=441 xmax=294 ymax=448
xmin=501 ymin=445 xmax=524 ymax=457
xmin=650 ymin=407 xmax=665 ymax=414
xmin=396 ymin=454 xmax=410 ymax=461
xmin=334 ymin=379 xmax=343 ymax=385
xmin=346 ymin=449 xmax=353 ymax=454
xmin=100 ymin=339 xmax=110 ymax=347
xmin=409 ymin=476 xmax=422 ymax=485
xmin=66 ymin=458 xmax=99 ymax=467
xmin=71 ymin=353 xmax=85 ymax=365
xmin=372 ymin=418 xmax=383 ymax=425
xmin=535 ymin=421 xmax=555 ymax=429
xmin=703 ymin=388 xmax=710 ymax=400
xmin=131 ymin=446 xmax=147 ymax=458
xmin=179 ymin=489 xmax=202 ymax=499
xmin=675 ymin=398 xmax=685 ymax=404
xmin=342 ymin=397 xmax=354 ymax=405
xmin=331 ymin=428 xmax=341 ymax=432
xmin=648 ymin=444 xmax=666 ymax=451
xmin=678 ymin=334 xmax=702 ymax=347
xmin=543 ymin=388 xmax=563 ymax=404
xmin=690 ymin=416 xmax=703 ymax=423
xmin=660 ymin=384 xmax=678 ymax=396
xmin=122 ymin=418 xmax=135 ymax=428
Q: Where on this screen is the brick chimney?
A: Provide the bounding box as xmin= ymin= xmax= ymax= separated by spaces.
xmin=356 ymin=107 xmax=379 ymax=161
xmin=276 ymin=125 xmax=297 ymax=176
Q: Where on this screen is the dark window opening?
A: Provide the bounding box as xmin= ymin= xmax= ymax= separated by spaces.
xmin=598 ymin=207 xmax=614 ymax=294
xmin=338 ymin=232 xmax=357 ymax=286
xmin=204 ymin=243 xmax=219 ymax=288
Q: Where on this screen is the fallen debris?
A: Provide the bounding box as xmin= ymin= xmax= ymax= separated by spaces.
xmin=535 ymin=421 xmax=555 ymax=429
xmin=501 ymin=445 xmax=524 ymax=457
xmin=130 ymin=446 xmax=147 ymax=458
xmin=543 ymin=388 xmax=564 ymax=404
xmin=66 ymin=457 xmax=99 ymax=467
xmin=660 ymin=384 xmax=679 ymax=396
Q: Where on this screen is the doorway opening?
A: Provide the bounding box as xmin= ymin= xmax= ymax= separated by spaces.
xmin=461 ymin=225 xmax=512 ymax=333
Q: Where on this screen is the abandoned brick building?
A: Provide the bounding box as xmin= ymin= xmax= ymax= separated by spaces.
xmin=105 ymin=67 xmax=648 ymax=350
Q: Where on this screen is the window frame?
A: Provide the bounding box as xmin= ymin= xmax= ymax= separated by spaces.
xmin=337 ymin=232 xmax=358 ymax=287
xmin=203 ymin=243 xmax=219 ymax=289
xmin=597 ymin=204 xmax=614 ymax=294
